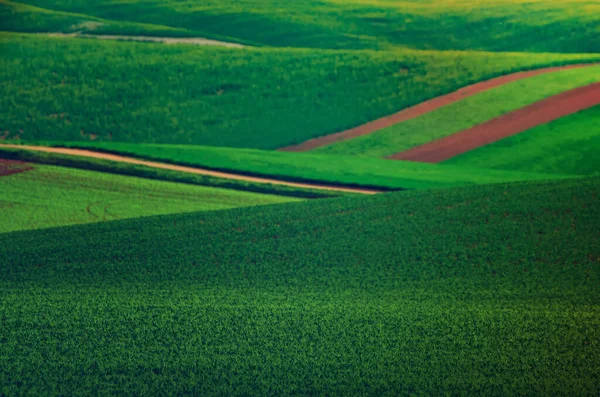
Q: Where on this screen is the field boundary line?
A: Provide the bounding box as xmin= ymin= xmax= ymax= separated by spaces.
xmin=0 ymin=145 xmax=382 ymax=195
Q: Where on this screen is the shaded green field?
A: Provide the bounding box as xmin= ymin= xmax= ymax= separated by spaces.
xmin=0 ymin=163 xmax=298 ymax=233
xmin=1 ymin=176 xmax=599 ymax=395
xmin=445 ymin=106 xmax=600 ymax=176
xmin=0 ymin=0 xmax=251 ymax=43
xmin=2 ymin=33 xmax=600 ymax=149
xmin=314 ymin=64 xmax=600 ymax=157
xmin=40 ymin=142 xmax=573 ymax=190
xmin=9 ymin=0 xmax=600 ymax=52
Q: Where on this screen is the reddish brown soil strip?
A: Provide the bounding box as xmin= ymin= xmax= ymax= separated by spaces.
xmin=388 ymin=83 xmax=600 ymax=163
xmin=278 ymin=63 xmax=599 ymax=152
xmin=0 ymin=159 xmax=34 ymax=177
xmin=0 ymin=145 xmax=382 ymax=195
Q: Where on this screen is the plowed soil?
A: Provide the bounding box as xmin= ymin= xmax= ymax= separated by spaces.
xmin=388 ymin=83 xmax=600 ymax=163
xmin=278 ymin=63 xmax=599 ymax=152
xmin=0 ymin=159 xmax=34 ymax=177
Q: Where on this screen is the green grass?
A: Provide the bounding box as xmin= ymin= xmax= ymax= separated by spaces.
xmin=0 ymin=163 xmax=299 ymax=233
xmin=0 ymin=0 xmax=245 ymax=41
xmin=10 ymin=0 xmax=600 ymax=52
xmin=0 ymin=146 xmax=341 ymax=199
xmin=1 ymin=176 xmax=599 ymax=394
xmin=445 ymin=106 xmax=600 ymax=176
xmin=314 ymin=64 xmax=600 ymax=157
xmin=40 ymin=141 xmax=573 ymax=190
xmin=2 ymin=33 xmax=600 ymax=149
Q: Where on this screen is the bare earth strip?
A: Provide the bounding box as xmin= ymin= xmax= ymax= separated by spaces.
xmin=388 ymin=83 xmax=600 ymax=163
xmin=43 ymin=33 xmax=245 ymax=48
xmin=278 ymin=63 xmax=599 ymax=152
xmin=0 ymin=159 xmax=34 ymax=177
xmin=0 ymin=145 xmax=381 ymax=195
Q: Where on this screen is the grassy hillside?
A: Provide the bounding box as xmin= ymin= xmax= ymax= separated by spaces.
xmin=1 ymin=176 xmax=599 ymax=394
xmin=445 ymin=106 xmax=600 ymax=175
xmin=11 ymin=0 xmax=600 ymax=52
xmin=0 ymin=0 xmax=240 ymax=41
xmin=3 ymin=34 xmax=600 ymax=149
xmin=314 ymin=64 xmax=600 ymax=157
xmin=38 ymin=142 xmax=572 ymax=190
xmin=0 ymin=163 xmax=298 ymax=233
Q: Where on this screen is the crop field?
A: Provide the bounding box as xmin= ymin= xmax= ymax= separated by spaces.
xmin=40 ymin=142 xmax=573 ymax=190
xmin=313 ymin=64 xmax=600 ymax=157
xmin=0 ymin=163 xmax=298 ymax=233
xmin=2 ymin=0 xmax=599 ymax=394
xmin=445 ymin=106 xmax=600 ymax=176
xmin=1 ymin=176 xmax=599 ymax=395
xmin=3 ymin=33 xmax=600 ymax=149
xmin=7 ymin=0 xmax=600 ymax=52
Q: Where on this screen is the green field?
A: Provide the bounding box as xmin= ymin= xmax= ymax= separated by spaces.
xmin=34 ymin=142 xmax=572 ymax=190
xmin=445 ymin=106 xmax=600 ymax=176
xmin=0 ymin=163 xmax=299 ymax=233
xmin=2 ymin=33 xmax=600 ymax=148
xmin=314 ymin=64 xmax=600 ymax=157
xmin=1 ymin=176 xmax=599 ymax=395
xmin=7 ymin=0 xmax=600 ymax=52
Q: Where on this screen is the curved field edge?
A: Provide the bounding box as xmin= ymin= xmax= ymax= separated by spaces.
xmin=0 ymin=0 xmax=258 ymax=46
xmin=0 ymin=163 xmax=301 ymax=234
xmin=9 ymin=0 xmax=600 ymax=52
xmin=444 ymin=105 xmax=600 ymax=176
xmin=1 ymin=176 xmax=599 ymax=395
xmin=3 ymin=33 xmax=600 ymax=148
xmin=314 ymin=64 xmax=600 ymax=157
xmin=14 ymin=142 xmax=576 ymax=191
xmin=0 ymin=147 xmax=342 ymax=199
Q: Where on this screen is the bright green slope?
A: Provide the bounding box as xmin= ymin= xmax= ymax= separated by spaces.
xmin=47 ymin=142 xmax=573 ymax=190
xmin=315 ymin=64 xmax=600 ymax=157
xmin=1 ymin=176 xmax=599 ymax=395
xmin=2 ymin=33 xmax=600 ymax=148
xmin=0 ymin=163 xmax=298 ymax=233
xmin=11 ymin=0 xmax=600 ymax=52
xmin=445 ymin=106 xmax=600 ymax=175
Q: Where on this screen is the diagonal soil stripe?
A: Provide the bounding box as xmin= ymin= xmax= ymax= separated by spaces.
xmin=387 ymin=83 xmax=600 ymax=163
xmin=278 ymin=63 xmax=599 ymax=152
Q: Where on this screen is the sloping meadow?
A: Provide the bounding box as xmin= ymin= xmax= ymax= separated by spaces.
xmin=1 ymin=177 xmax=599 ymax=395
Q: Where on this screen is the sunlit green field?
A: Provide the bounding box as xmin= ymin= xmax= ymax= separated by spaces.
xmin=445 ymin=105 xmax=600 ymax=175
xmin=40 ymin=142 xmax=571 ymax=190
xmin=0 ymin=163 xmax=298 ymax=233
xmin=2 ymin=33 xmax=599 ymax=149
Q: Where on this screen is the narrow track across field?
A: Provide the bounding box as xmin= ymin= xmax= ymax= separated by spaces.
xmin=0 ymin=145 xmax=382 ymax=195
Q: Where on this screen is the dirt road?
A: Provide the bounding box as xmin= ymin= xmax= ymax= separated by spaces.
xmin=44 ymin=33 xmax=246 ymax=48
xmin=278 ymin=63 xmax=599 ymax=152
xmin=0 ymin=145 xmax=382 ymax=195
xmin=388 ymin=83 xmax=600 ymax=163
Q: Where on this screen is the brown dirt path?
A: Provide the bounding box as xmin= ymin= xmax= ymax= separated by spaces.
xmin=0 ymin=159 xmax=34 ymax=177
xmin=388 ymin=82 xmax=600 ymax=163
xmin=0 ymin=145 xmax=382 ymax=195
xmin=278 ymin=63 xmax=599 ymax=152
